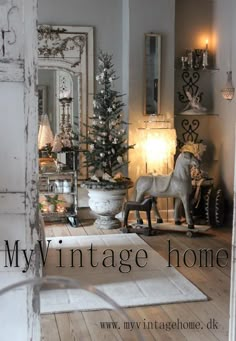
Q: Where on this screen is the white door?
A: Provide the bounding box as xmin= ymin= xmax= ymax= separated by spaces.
xmin=0 ymin=1 xmax=40 ymax=340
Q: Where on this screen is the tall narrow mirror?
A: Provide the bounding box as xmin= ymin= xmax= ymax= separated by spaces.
xmin=38 ymin=25 xmax=94 ymax=177
xmin=144 ymin=33 xmax=161 ymax=115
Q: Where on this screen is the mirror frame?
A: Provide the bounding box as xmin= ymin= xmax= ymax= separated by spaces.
xmin=144 ymin=33 xmax=161 ymax=116
xmin=38 ymin=25 xmax=94 ymax=179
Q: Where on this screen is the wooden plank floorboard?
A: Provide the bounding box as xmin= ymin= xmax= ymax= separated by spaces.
xmin=41 ymin=220 xmax=231 ymax=341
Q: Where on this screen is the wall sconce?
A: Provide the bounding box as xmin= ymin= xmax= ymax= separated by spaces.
xmin=221 ymin=71 xmax=235 ymax=101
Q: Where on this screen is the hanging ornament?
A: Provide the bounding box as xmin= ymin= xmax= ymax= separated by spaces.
xmin=100 ymin=120 xmax=105 ymax=125
xmin=89 ymin=144 xmax=95 ymax=151
xmin=101 ymin=90 xmax=104 ymax=94
xmin=100 ymin=72 xmax=104 ymax=79
xmin=109 ymin=77 xmax=113 ymax=82
xmin=112 ymin=104 xmax=116 ymax=109
xmin=107 ymin=107 xmax=112 ymax=113
xmin=103 ymin=68 xmax=107 ymax=72
xmin=99 ymin=115 xmax=102 ymax=120
xmin=102 ymin=140 xmax=106 ymax=145
xmin=113 ymin=138 xmax=118 ymax=144
xmin=117 ymin=156 xmax=123 ymax=164
xmin=102 ymin=132 xmax=108 ymax=137
xmin=97 ymin=136 xmax=102 ymax=141
xmin=111 ymin=148 xmax=115 ymax=154
xmin=96 ymin=75 xmax=100 ymax=81
xmin=102 ymin=161 xmax=107 ymax=167
xmin=100 ymin=152 xmax=105 ymax=158
xmin=108 ymin=151 xmax=111 ymax=155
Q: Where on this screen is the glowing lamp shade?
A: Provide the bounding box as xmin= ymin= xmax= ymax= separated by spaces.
xmin=221 ymin=71 xmax=235 ymax=101
xmin=38 ymin=114 xmax=54 ymax=150
xmin=144 ymin=129 xmax=176 ymax=174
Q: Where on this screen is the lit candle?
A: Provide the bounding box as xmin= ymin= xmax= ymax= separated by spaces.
xmin=205 ymin=39 xmax=209 ymax=51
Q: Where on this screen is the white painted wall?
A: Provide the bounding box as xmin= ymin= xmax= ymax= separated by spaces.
xmin=38 ymin=0 xmax=123 ymax=93
xmin=175 ymin=0 xmax=236 ymax=220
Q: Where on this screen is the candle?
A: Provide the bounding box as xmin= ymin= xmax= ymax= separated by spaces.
xmin=205 ymin=39 xmax=209 ymax=51
xmin=59 ymin=90 xmax=71 ymax=99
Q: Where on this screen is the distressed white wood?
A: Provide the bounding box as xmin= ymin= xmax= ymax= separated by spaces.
xmin=0 ymin=193 xmax=25 ymax=214
xmin=0 ymin=215 xmax=26 ymax=249
xmin=0 ymin=0 xmax=40 ymax=340
xmin=0 ymin=1 xmax=23 ymax=60
xmin=0 ymin=61 xmax=24 ymax=82
xmin=0 ymin=82 xmax=25 ymax=191
xmin=24 ymin=0 xmax=41 ymax=340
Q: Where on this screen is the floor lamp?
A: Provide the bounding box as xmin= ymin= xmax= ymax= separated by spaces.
xmin=138 ymin=121 xmax=176 ymax=221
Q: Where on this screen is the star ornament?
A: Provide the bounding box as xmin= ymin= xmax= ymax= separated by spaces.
xmin=107 ymin=107 xmax=112 ymax=113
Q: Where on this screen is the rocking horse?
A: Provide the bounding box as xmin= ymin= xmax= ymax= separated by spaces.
xmin=132 ymin=151 xmax=200 ymax=229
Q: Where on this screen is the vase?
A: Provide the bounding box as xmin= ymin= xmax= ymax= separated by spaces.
xmin=82 ymin=180 xmax=133 ymax=229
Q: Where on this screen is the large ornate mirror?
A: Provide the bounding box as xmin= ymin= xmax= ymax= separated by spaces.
xmin=38 ymin=25 xmax=94 ymax=176
xmin=144 ymin=33 xmax=161 ymax=115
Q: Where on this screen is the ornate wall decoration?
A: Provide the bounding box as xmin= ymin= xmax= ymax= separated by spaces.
xmin=177 ymin=71 xmax=203 ymax=104
xmin=0 ymin=4 xmax=20 ymax=58
xmin=38 ymin=25 xmax=86 ymax=68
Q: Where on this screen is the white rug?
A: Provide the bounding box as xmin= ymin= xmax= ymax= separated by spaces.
xmin=40 ymin=234 xmax=207 ymax=314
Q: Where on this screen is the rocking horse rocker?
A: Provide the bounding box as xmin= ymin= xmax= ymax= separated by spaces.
xmin=122 ymin=151 xmax=201 ymax=236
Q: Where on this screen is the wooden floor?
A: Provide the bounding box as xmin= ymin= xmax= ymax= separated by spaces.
xmin=41 ymin=220 xmax=232 ymax=341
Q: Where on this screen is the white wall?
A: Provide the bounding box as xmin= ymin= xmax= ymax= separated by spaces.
xmin=211 ymin=0 xmax=236 ymax=215
xmin=38 ymin=0 xmax=123 ymax=92
xmin=175 ymin=0 xmax=236 ymax=220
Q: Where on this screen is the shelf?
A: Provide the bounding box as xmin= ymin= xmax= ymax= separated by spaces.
xmin=175 ymin=66 xmax=219 ymax=72
xmin=40 ymin=191 xmax=76 ymax=195
xmin=40 ymin=171 xmax=74 ymax=176
xmin=175 ymin=111 xmax=218 ymax=117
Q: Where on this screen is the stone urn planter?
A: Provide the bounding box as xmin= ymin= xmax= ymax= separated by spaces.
xmin=81 ymin=180 xmax=133 ymax=229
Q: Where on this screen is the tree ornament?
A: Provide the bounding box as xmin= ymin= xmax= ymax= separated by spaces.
xmin=112 ymin=104 xmax=116 ymax=109
xmin=100 ymin=152 xmax=105 ymax=158
xmin=107 ymin=107 xmax=112 ymax=113
xmin=102 ymin=161 xmax=107 ymax=167
xmin=109 ymin=77 xmax=113 ymax=82
xmin=117 ymin=156 xmax=123 ymax=164
xmin=113 ymin=138 xmax=118 ymax=144
xmin=96 ymin=75 xmax=100 ymax=81
xmin=111 ymin=148 xmax=115 ymax=154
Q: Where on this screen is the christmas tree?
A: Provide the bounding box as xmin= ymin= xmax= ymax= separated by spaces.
xmin=82 ymin=51 xmax=134 ymax=179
